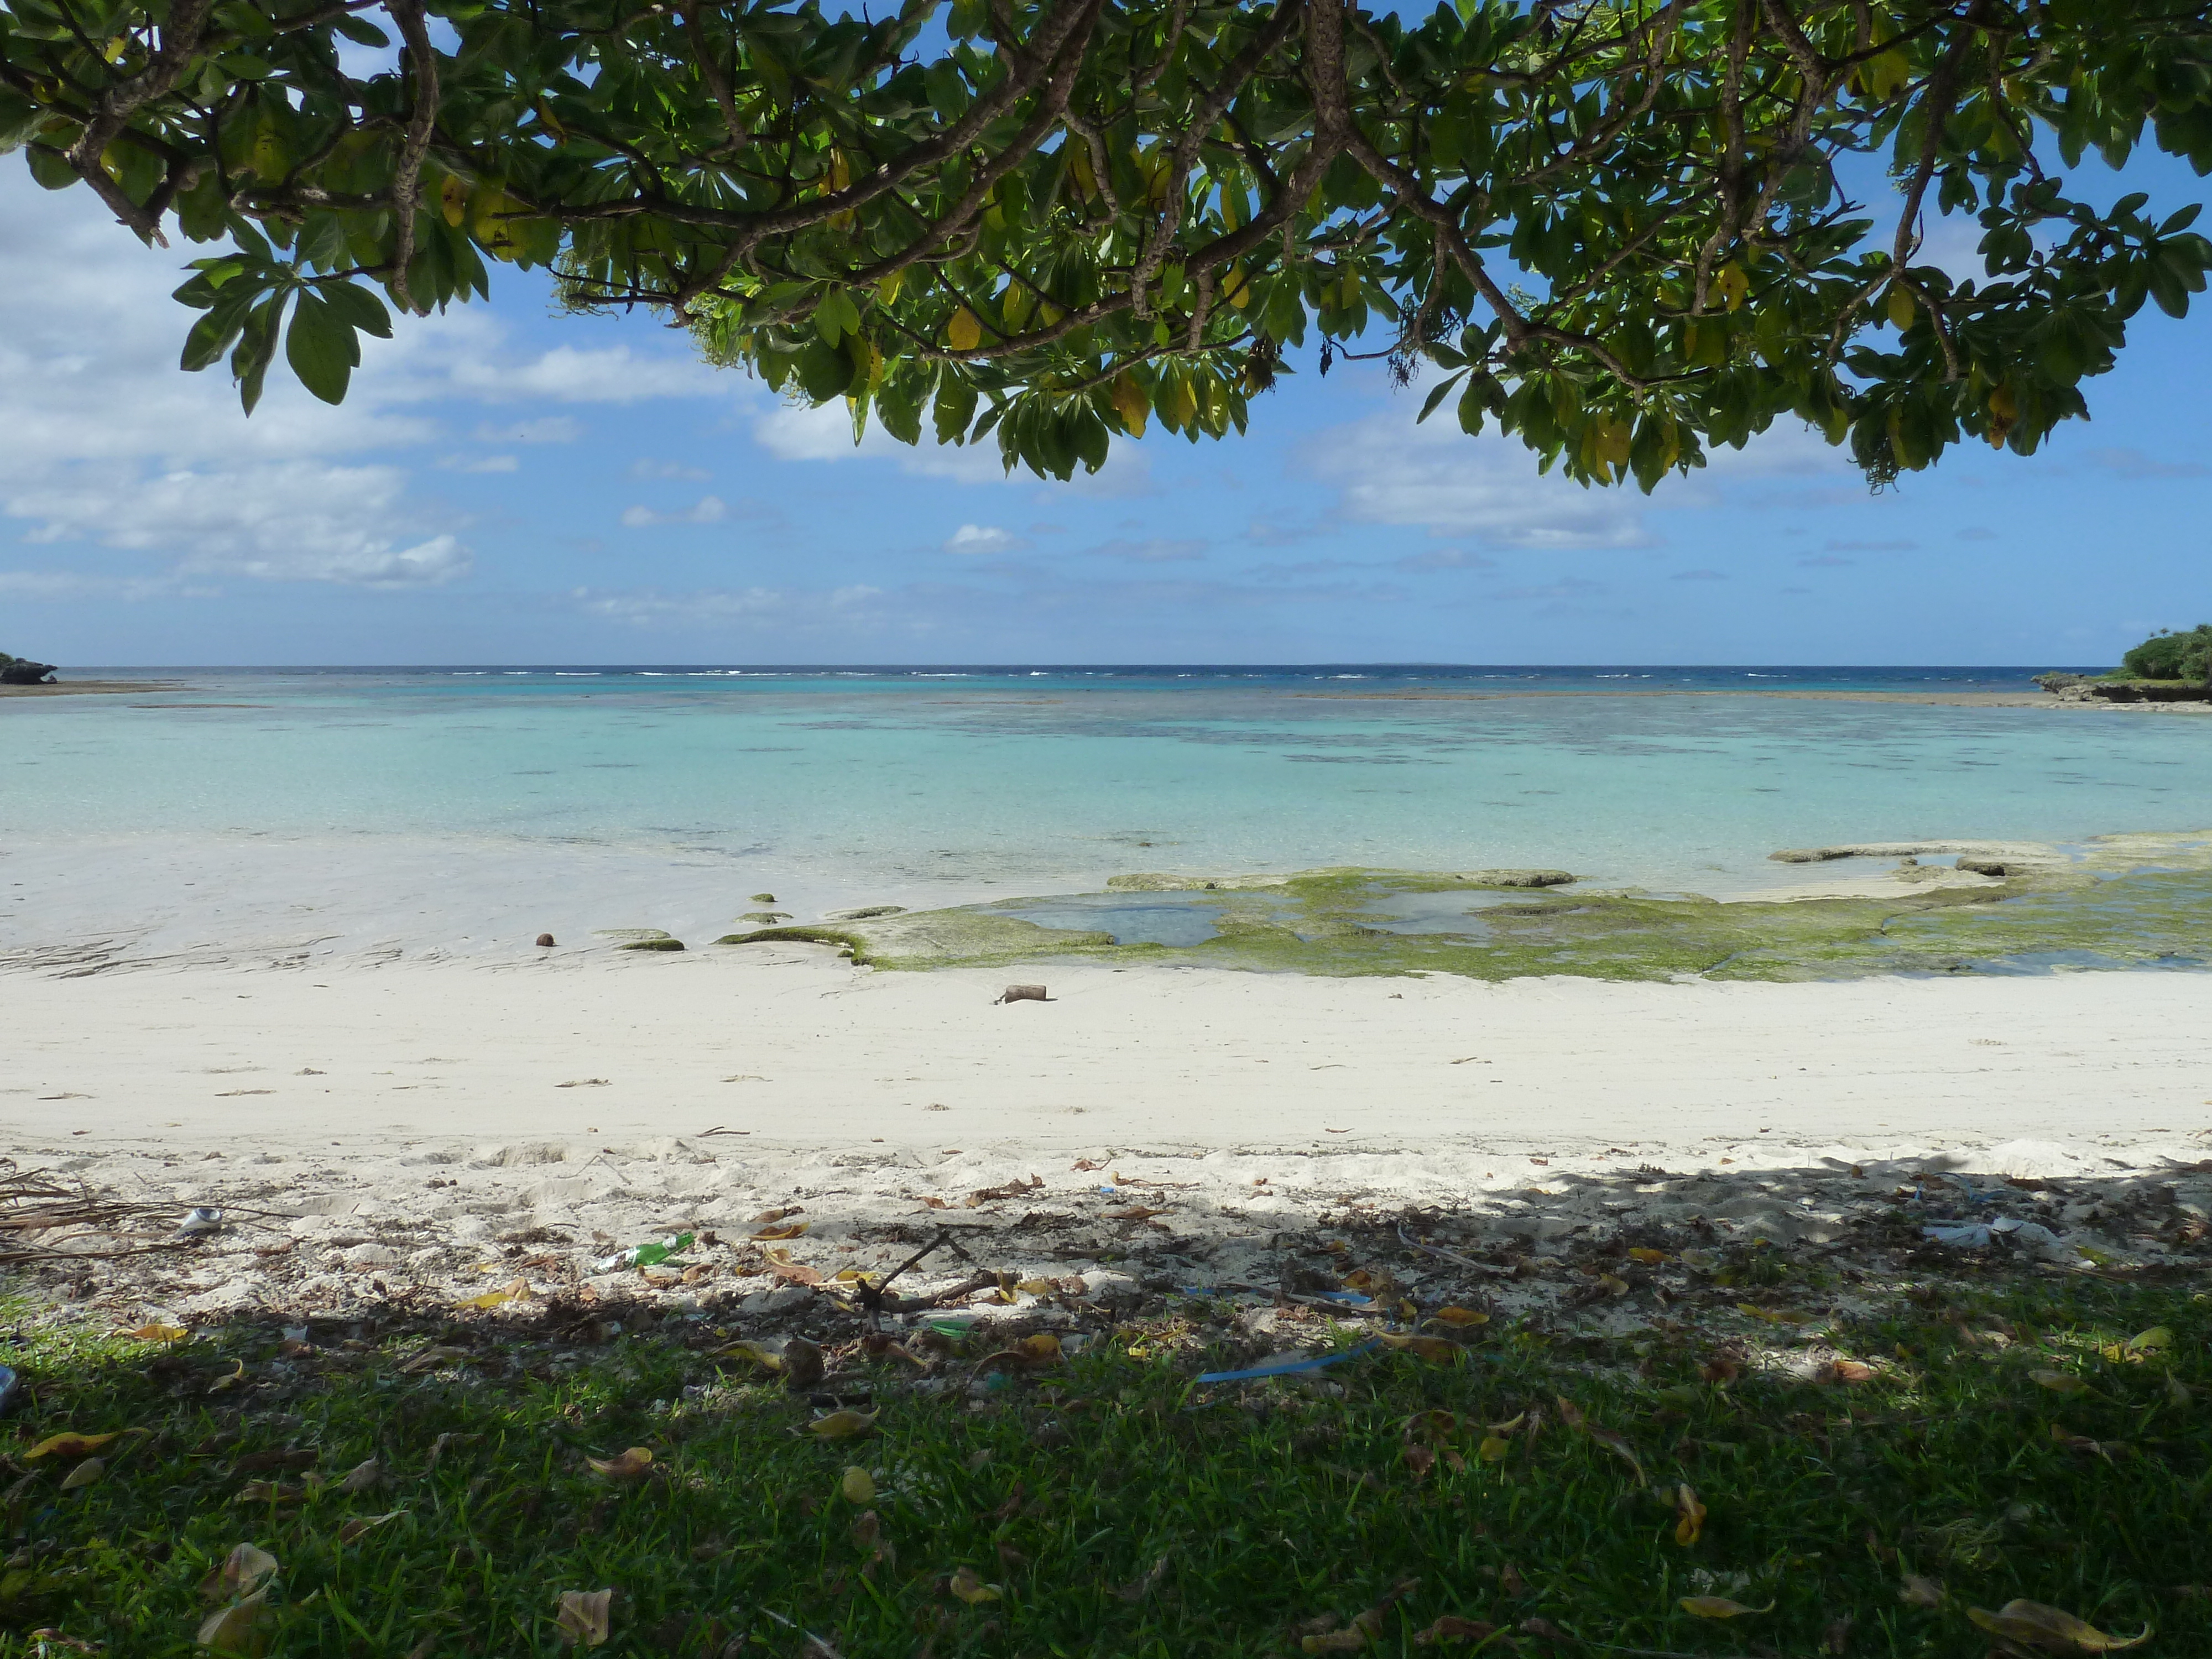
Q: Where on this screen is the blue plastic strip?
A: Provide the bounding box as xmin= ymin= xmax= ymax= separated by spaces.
xmin=1194 ymin=1339 xmax=1381 ymax=1385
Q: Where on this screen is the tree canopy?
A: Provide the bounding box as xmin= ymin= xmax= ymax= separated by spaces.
xmin=2121 ymin=623 xmax=2212 ymax=682
xmin=4 ymin=0 xmax=2211 ymax=486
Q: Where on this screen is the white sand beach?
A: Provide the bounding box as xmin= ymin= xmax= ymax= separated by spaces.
xmin=7 ymin=952 xmax=2210 ymax=1328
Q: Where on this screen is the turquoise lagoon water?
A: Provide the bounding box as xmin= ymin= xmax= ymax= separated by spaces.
xmin=3 ymin=665 xmax=2209 ymax=961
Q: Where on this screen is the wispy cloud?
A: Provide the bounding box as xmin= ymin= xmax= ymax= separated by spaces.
xmin=1086 ymin=536 xmax=1207 ymax=563
xmin=2084 ymin=447 xmax=2208 ymax=481
xmin=475 ymin=418 xmax=583 ymax=445
xmin=1670 ymin=567 xmax=1728 ymax=581
xmin=619 ymin=496 xmax=727 ymax=528
xmin=945 ymin=523 xmax=1022 ymax=555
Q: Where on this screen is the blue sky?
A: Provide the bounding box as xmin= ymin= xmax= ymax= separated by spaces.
xmin=3 ymin=154 xmax=2209 ymax=668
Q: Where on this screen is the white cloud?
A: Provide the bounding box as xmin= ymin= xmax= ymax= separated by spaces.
xmin=444 ymin=455 xmax=520 ymax=473
xmin=573 ymin=582 xmax=890 ymax=629
xmin=0 ymin=570 xmax=178 ymax=601
xmin=630 ymin=459 xmax=711 ymax=481
xmin=750 ymin=398 xmax=1152 ymax=492
xmin=945 ymin=523 xmax=1020 ymax=554
xmin=619 ymin=495 xmax=727 ymax=528
xmin=446 ymin=345 xmax=727 ymax=404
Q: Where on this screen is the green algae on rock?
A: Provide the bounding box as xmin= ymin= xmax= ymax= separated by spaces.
xmin=594 ymin=928 xmax=686 ymax=952
xmin=712 ymin=832 xmax=2212 ymax=982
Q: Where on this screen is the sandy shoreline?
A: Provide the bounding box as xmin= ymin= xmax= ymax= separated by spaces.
xmin=6 ymin=954 xmax=2209 ymax=1328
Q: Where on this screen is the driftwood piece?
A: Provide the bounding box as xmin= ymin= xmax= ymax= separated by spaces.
xmin=995 ymin=984 xmax=1049 ymax=1005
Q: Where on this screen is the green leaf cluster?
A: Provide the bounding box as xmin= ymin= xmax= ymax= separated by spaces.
xmin=6 ymin=0 xmax=2212 ymax=483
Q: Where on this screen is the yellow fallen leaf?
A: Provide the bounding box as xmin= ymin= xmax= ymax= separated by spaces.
xmin=554 ymin=1587 xmax=614 ymax=1647
xmin=1595 ymin=1273 xmax=1630 ymax=1296
xmin=840 ymin=1465 xmax=875 ymax=1505
xmin=2031 ymin=1369 xmax=2089 ymax=1394
xmin=59 ymin=1457 xmax=106 ymax=1491
xmin=24 ymin=1431 xmax=123 ymax=1460
xmin=711 ymin=1340 xmax=784 ymax=1373
xmin=1015 ymin=1279 xmax=1058 ymax=1295
xmin=1967 ymin=1599 xmax=2150 ymax=1653
xmin=1488 ymin=1412 xmax=1526 ymax=1436
xmin=2102 ymin=1326 xmax=2173 ymax=1363
xmin=336 ymin=1511 xmax=405 ymax=1545
xmin=1679 ymin=1596 xmax=1771 ymax=1618
xmin=948 ymin=1565 xmax=1001 ymax=1604
xmin=337 ymin=1458 xmax=383 ymax=1494
xmin=752 ymin=1222 xmax=808 ymax=1241
xmin=208 ymin=1360 xmax=248 ymax=1394
xmin=1378 ymin=1333 xmax=1464 ymax=1364
xmin=2166 ymin=1373 xmax=2193 ymax=1408
xmin=459 ymin=1279 xmax=529 ymax=1312
xmin=196 ymin=1589 xmax=270 ymax=1653
xmin=586 ymin=1447 xmax=653 ymax=1483
xmin=1016 ymin=1333 xmax=1062 ymax=1363
xmin=1628 ymin=1247 xmax=1668 ymax=1264
xmin=1673 ymin=1483 xmax=1706 ymax=1546
xmin=802 ymin=1409 xmax=878 ymax=1440
xmin=1476 ymin=1436 xmax=1512 ymax=1463
xmin=125 ymin=1323 xmax=188 ymax=1342
xmin=1429 ymin=1306 xmax=1489 ymax=1328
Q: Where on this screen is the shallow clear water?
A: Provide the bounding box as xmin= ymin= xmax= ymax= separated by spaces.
xmin=4 ymin=664 xmax=2208 ymax=957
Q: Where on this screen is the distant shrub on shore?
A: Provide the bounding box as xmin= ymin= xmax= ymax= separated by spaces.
xmin=2119 ymin=624 xmax=2212 ymax=682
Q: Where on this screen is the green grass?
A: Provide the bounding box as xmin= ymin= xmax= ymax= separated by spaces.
xmin=3 ymin=1279 xmax=2209 ymax=1655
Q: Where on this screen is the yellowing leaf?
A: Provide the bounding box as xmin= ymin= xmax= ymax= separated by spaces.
xmin=1900 ymin=1575 xmax=1945 ymax=1608
xmin=1886 ymin=284 xmax=1915 ymax=328
xmin=60 ymin=1457 xmax=107 ymax=1490
xmin=1015 ymin=1279 xmax=1057 ymax=1295
xmin=1673 ymin=1483 xmax=1706 ymax=1546
xmin=2031 ymin=1369 xmax=2089 ymax=1395
xmin=948 ymin=1566 xmax=1001 ymax=1604
xmin=877 ymin=267 xmax=906 ymax=304
xmin=711 ymin=1340 xmax=784 ymax=1373
xmin=197 ymin=1589 xmax=270 ymax=1654
xmin=1628 ymin=1247 xmax=1668 ymax=1264
xmin=126 ymin=1322 xmax=189 ymax=1342
xmin=1488 ymin=1412 xmax=1526 ymax=1436
xmin=1430 ymin=1306 xmax=1489 ymax=1328
xmin=802 ymin=1408 xmax=878 ymax=1441
xmin=1680 ymin=1596 xmax=1771 ymax=1619
xmin=1736 ymin=1303 xmax=1783 ymax=1324
xmin=1016 ymin=1333 xmax=1062 ymax=1363
xmin=1476 ymin=1436 xmax=1512 ymax=1463
xmin=210 ymin=1359 xmax=248 ymax=1394
xmin=554 ymin=1588 xmax=614 ymax=1648
xmin=752 ymin=1222 xmax=808 ymax=1240
xmin=586 ymin=1447 xmax=654 ymax=1483
xmin=438 ymin=173 xmax=469 ymax=228
xmin=2103 ymin=1326 xmax=2172 ymax=1363
xmin=24 ymin=1431 xmax=122 ymax=1460
xmin=946 ymin=307 xmax=982 ymax=351
xmin=1714 ymin=263 xmax=1750 ymax=311
xmin=840 ymin=1465 xmax=875 ymax=1505
xmin=1967 ymin=1599 xmax=2150 ymax=1653
xmin=460 ymin=1279 xmax=529 ymax=1312
xmin=1595 ymin=1272 xmax=1630 ymax=1296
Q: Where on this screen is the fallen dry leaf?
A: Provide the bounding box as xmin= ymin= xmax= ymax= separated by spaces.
xmin=1627 ymin=1246 xmax=1668 ymax=1264
xmin=1412 ymin=1617 xmax=1497 ymax=1645
xmin=1673 ymin=1483 xmax=1707 ymax=1546
xmin=764 ymin=1255 xmax=826 ymax=1287
xmin=1104 ymin=1206 xmax=1166 ymax=1221
xmin=457 ymin=1280 xmax=530 ymax=1312
xmin=840 ymin=1466 xmax=875 ymax=1505
xmin=1900 ymin=1574 xmax=1945 ymax=1608
xmin=1427 ymin=1306 xmax=1489 ymax=1328
xmin=2101 ymin=1327 xmax=2173 ymax=1364
xmin=1823 ymin=1358 xmax=1878 ymax=1385
xmin=1300 ymin=1632 xmax=1368 ymax=1654
xmin=24 ymin=1432 xmax=123 ymax=1461
xmin=124 ymin=1323 xmax=187 ymax=1343
xmin=1595 ymin=1273 xmax=1630 ymax=1296
xmin=750 ymin=1206 xmax=802 ymax=1224
xmin=233 ymin=1483 xmax=305 ymax=1506
xmin=586 ymin=1447 xmax=653 ymax=1484
xmin=1014 ymin=1278 xmax=1058 ymax=1295
xmin=947 ymin=1566 xmax=1001 ymax=1605
xmin=337 ymin=1458 xmax=382 ymax=1494
xmin=2031 ymin=1369 xmax=2090 ymax=1395
xmin=1679 ymin=1595 xmax=1772 ymax=1618
xmin=201 ymin=1543 xmax=279 ymax=1603
xmin=1966 ymin=1600 xmax=2150 ymax=1653
xmin=554 ymin=1588 xmax=614 ymax=1648
xmin=196 ymin=1590 xmax=270 ymax=1654
xmin=711 ymin=1339 xmax=784 ymax=1373
xmin=1476 ymin=1436 xmax=1512 ymax=1463
xmin=751 ymin=1223 xmax=809 ymax=1241
xmin=802 ymin=1409 xmax=878 ymax=1441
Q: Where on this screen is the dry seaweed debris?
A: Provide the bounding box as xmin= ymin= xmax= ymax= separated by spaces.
xmin=0 ymin=1162 xmax=221 ymax=1267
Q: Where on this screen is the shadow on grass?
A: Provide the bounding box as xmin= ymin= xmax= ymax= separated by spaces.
xmin=3 ymin=1160 xmax=2211 ymax=1656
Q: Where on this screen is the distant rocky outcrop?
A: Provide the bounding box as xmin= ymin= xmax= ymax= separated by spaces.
xmin=0 ymin=653 xmax=57 ymax=686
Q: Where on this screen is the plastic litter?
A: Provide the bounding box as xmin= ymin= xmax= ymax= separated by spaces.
xmin=1195 ymin=1339 xmax=1382 ymax=1385
xmin=1923 ymin=1217 xmax=2072 ymax=1258
xmin=175 ymin=1207 xmax=223 ymax=1238
xmin=592 ymin=1231 xmax=696 ymax=1273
